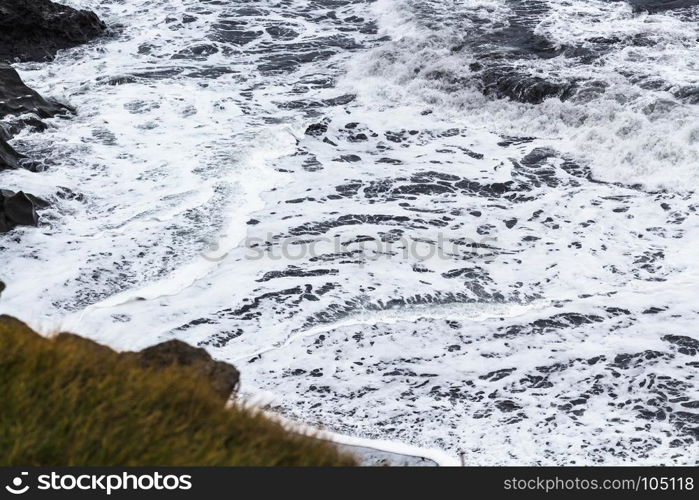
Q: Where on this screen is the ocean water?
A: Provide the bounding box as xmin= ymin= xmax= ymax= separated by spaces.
xmin=1 ymin=0 xmax=697 ymax=464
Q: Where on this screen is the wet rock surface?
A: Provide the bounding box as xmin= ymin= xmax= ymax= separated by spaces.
xmin=0 ymin=63 xmax=67 ymax=179
xmin=400 ymin=0 xmax=699 ymax=105
xmin=0 ymin=1 xmax=105 ymax=236
xmin=0 ymin=0 xmax=105 ymax=63
xmin=337 ymin=443 xmax=438 ymax=466
xmin=0 ymin=190 xmax=47 ymax=233
xmin=0 ymin=136 xmax=26 ymax=172
xmin=0 ymin=64 xmax=68 ymax=119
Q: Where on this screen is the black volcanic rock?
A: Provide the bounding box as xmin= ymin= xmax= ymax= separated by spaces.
xmin=3 ymin=191 xmax=39 ymax=226
xmin=0 ymin=136 xmax=26 ymax=171
xmin=0 ymin=190 xmax=48 ymax=233
xmin=0 ymin=1 xmax=105 ymax=236
xmin=0 ymin=63 xmax=68 ymax=119
xmin=0 ymin=0 xmax=106 ymax=63
xmin=0 ymin=64 xmax=64 ymax=174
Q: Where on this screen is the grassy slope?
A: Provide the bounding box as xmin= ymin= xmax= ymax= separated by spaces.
xmin=0 ymin=316 xmax=355 ymax=466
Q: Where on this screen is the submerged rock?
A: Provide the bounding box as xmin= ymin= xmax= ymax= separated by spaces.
xmin=480 ymin=69 xmax=576 ymax=104
xmin=0 ymin=0 xmax=106 ymax=63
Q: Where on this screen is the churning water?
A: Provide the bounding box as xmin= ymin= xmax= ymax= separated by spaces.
xmin=1 ymin=0 xmax=698 ymax=464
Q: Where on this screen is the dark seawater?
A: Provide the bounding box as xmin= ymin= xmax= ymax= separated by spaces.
xmin=1 ymin=0 xmax=697 ymax=464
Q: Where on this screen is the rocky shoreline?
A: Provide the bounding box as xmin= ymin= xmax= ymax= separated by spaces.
xmin=0 ymin=0 xmax=105 ymax=235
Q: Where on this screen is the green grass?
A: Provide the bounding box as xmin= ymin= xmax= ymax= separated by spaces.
xmin=0 ymin=315 xmax=355 ymax=466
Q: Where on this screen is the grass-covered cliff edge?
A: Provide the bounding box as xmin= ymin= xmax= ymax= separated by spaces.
xmin=0 ymin=315 xmax=355 ymax=466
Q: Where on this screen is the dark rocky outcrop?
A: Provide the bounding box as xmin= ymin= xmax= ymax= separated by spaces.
xmin=0 ymin=0 xmax=106 ymax=63
xmin=124 ymin=340 xmax=241 ymax=401
xmin=0 ymin=63 xmax=67 ymax=176
xmin=0 ymin=1 xmax=105 ymax=234
xmin=0 ymin=135 xmax=26 ymax=171
xmin=0 ymin=63 xmax=69 ymax=119
xmin=0 ymin=190 xmax=48 ymax=233
xmin=0 ymin=65 xmax=57 ymax=229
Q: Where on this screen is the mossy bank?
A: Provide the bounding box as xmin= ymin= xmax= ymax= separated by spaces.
xmin=0 ymin=315 xmax=355 ymax=466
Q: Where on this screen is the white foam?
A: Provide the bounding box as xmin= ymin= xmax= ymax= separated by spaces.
xmin=2 ymin=0 xmax=697 ymax=466
xmin=351 ymin=0 xmax=699 ymax=190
